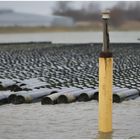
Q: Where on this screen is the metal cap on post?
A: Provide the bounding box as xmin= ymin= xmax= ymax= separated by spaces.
xmin=100 ymin=10 xmax=112 ymax=58
xmin=102 ymin=10 xmax=110 ymax=19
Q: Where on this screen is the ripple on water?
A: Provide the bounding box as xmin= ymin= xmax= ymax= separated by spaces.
xmin=0 ymin=98 xmax=140 ymax=138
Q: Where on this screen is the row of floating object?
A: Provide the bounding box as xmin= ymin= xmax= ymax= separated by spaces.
xmin=0 ymin=43 xmax=140 ymax=106
xmin=9 ymin=88 xmax=59 ymax=104
xmin=93 ymin=88 xmax=140 ymax=103
xmin=41 ymin=87 xmax=140 ymax=104
xmin=41 ymin=87 xmax=81 ymax=105
xmin=1 ymin=86 xmax=139 ymax=106
xmin=1 ymin=43 xmax=140 ymax=90
xmin=41 ymin=87 xmax=95 ymax=105
xmin=113 ymin=89 xmax=140 ymax=103
xmin=0 ymin=78 xmax=57 ymax=92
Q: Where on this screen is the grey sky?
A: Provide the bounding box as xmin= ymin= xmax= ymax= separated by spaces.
xmin=0 ymin=1 xmax=118 ymax=15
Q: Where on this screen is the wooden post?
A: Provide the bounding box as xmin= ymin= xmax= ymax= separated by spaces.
xmin=99 ymin=10 xmax=113 ymax=133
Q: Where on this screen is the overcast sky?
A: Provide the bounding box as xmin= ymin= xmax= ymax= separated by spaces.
xmin=0 ymin=1 xmax=118 ymax=15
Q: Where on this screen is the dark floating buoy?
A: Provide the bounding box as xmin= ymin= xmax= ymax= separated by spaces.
xmin=57 ymin=94 xmax=76 ymax=104
xmin=57 ymin=95 xmax=72 ymax=103
xmin=78 ymin=93 xmax=89 ymax=101
xmin=113 ymin=89 xmax=140 ymax=103
xmin=12 ymin=88 xmax=58 ymax=104
xmin=41 ymin=92 xmax=70 ymax=105
xmin=41 ymin=87 xmax=80 ymax=105
xmin=15 ymin=95 xmax=25 ymax=104
xmin=92 ymin=87 xmax=121 ymax=100
xmin=41 ymin=96 xmax=56 ymax=105
xmin=8 ymin=94 xmax=18 ymax=104
xmin=92 ymin=87 xmax=140 ymax=103
xmin=93 ymin=91 xmax=99 ymax=100
xmin=0 ymin=91 xmax=12 ymax=105
xmin=8 ymin=91 xmax=27 ymax=103
xmin=56 ymin=88 xmax=93 ymax=104
xmin=77 ymin=89 xmax=98 ymax=102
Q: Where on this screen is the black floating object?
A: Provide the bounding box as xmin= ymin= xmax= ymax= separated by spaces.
xmin=113 ymin=89 xmax=140 ymax=103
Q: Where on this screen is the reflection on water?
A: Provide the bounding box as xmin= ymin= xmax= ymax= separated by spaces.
xmin=0 ymin=98 xmax=140 ymax=139
xmin=97 ymin=131 xmax=113 ymax=139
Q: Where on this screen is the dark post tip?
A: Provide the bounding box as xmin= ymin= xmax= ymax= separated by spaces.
xmin=100 ymin=52 xmax=112 ymax=58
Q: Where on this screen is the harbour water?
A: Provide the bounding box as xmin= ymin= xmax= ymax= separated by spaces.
xmin=0 ymin=31 xmax=140 ymax=139
xmin=0 ymin=31 xmax=140 ymax=43
xmin=0 ymin=98 xmax=140 ymax=139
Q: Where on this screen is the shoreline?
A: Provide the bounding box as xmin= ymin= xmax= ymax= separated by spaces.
xmin=0 ymin=26 xmax=140 ymax=34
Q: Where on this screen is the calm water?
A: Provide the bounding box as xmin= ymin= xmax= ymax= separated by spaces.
xmin=0 ymin=31 xmax=140 ymax=139
xmin=0 ymin=98 xmax=140 ymax=139
xmin=0 ymin=31 xmax=140 ymax=43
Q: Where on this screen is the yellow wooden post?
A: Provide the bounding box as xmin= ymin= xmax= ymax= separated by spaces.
xmin=99 ymin=10 xmax=113 ymax=133
xmin=99 ymin=57 xmax=113 ymax=132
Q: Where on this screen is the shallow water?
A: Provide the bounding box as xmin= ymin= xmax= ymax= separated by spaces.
xmin=0 ymin=31 xmax=140 ymax=138
xmin=0 ymin=31 xmax=140 ymax=43
xmin=0 ymin=98 xmax=140 ymax=139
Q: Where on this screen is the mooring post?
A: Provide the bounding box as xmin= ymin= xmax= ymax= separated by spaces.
xmin=99 ymin=10 xmax=113 ymax=133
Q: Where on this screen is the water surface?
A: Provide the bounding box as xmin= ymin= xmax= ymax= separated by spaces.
xmin=0 ymin=31 xmax=140 ymax=139
xmin=0 ymin=98 xmax=140 ymax=139
xmin=0 ymin=31 xmax=140 ymax=43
